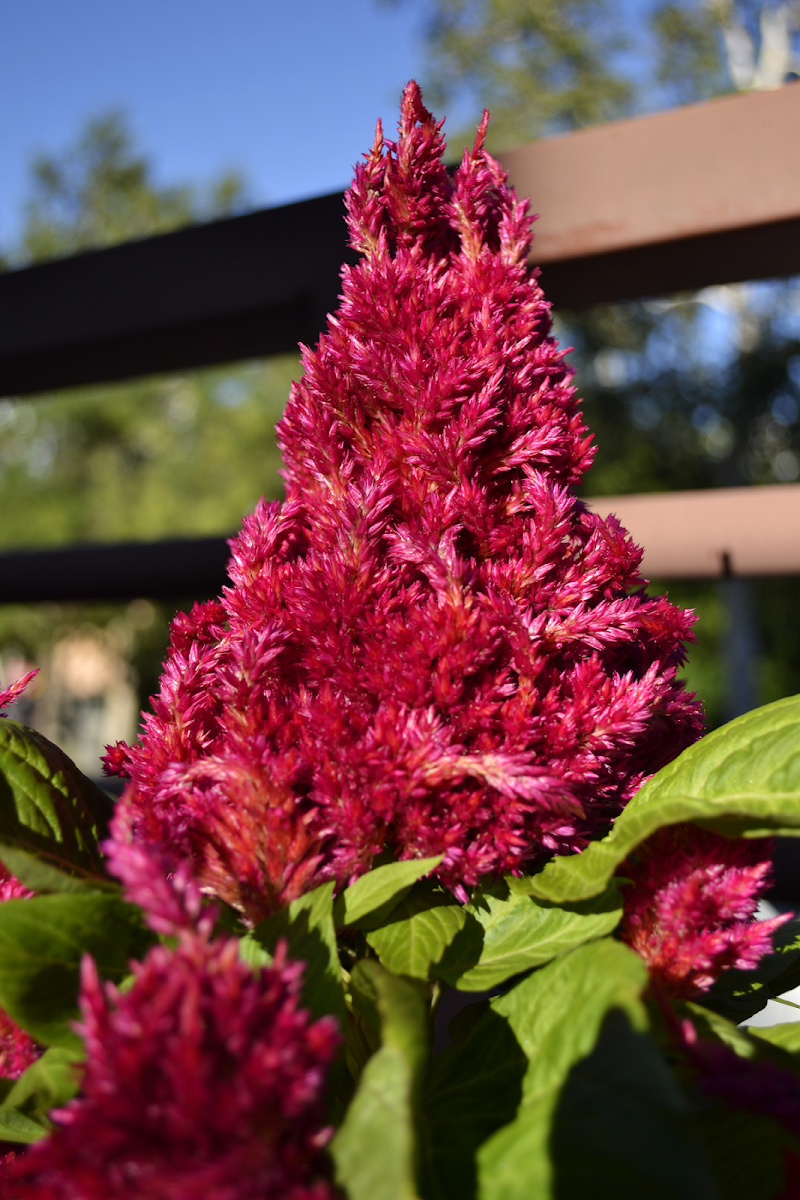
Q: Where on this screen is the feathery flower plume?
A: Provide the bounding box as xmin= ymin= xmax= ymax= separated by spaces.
xmin=106 ymin=82 xmax=702 ymax=921
xmin=618 ymin=823 xmax=787 ymax=996
xmin=0 ymin=669 xmax=37 ymax=717
xmin=10 ymin=936 xmax=339 ymax=1200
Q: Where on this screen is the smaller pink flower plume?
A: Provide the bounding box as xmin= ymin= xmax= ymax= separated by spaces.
xmin=0 ymin=670 xmax=37 ymax=718
xmin=618 ymin=823 xmax=788 ymax=997
xmin=11 ymin=936 xmax=340 ymax=1200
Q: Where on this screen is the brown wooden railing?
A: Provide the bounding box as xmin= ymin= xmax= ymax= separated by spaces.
xmin=2 ymin=84 xmax=799 ymax=601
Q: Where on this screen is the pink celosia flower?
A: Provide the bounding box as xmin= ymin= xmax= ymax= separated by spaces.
xmin=10 ymin=936 xmax=339 ymax=1200
xmin=106 ymin=82 xmax=702 ymax=921
xmin=618 ymin=823 xmax=788 ymax=996
xmin=0 ymin=669 xmax=37 ymax=717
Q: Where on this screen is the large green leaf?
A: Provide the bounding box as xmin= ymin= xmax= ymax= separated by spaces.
xmin=333 ymin=857 xmax=443 ymax=931
xmin=364 ymin=875 xmax=621 ymax=991
xmin=529 ymin=695 xmax=800 ymax=904
xmin=0 ymin=1046 xmax=83 ymax=1143
xmin=240 ymin=881 xmax=344 ymax=1021
xmin=2 ymin=1045 xmax=82 ymax=1114
xmin=548 ymin=1008 xmax=721 ymax=1200
xmin=332 ymin=961 xmax=428 ymax=1200
xmin=0 ymin=893 xmax=153 ymax=1047
xmin=702 ymin=918 xmax=800 ymax=1024
xmin=420 ymin=1003 xmax=528 ymax=1200
xmin=751 ymin=1022 xmax=800 ymax=1054
xmin=0 ymin=1108 xmax=48 ymax=1144
xmin=691 ymin=1107 xmax=791 ymax=1200
xmin=0 ymin=720 xmax=114 ymax=891
xmin=365 ymin=881 xmax=466 ymax=979
xmin=421 ymin=939 xmax=648 ymax=1200
xmin=435 ymin=879 xmax=623 ymax=992
xmin=476 ymin=940 xmax=650 ymax=1200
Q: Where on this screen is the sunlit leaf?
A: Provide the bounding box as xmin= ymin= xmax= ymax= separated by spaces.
xmin=332 ymin=960 xmax=428 ymax=1200
xmin=421 ymin=939 xmax=648 ymax=1200
xmin=241 ymin=881 xmax=344 ymax=1021
xmin=529 ymin=696 xmax=800 ymax=905
xmin=751 ymin=1022 xmax=800 ymax=1055
xmin=0 ymin=1045 xmax=84 ymax=1142
xmin=0 ymin=720 xmax=114 ymax=890
xmin=333 ymin=856 xmax=443 ymax=930
xmin=366 ymin=881 xmax=466 ymax=979
xmin=435 ymin=879 xmax=623 ymax=992
xmin=0 ymin=1108 xmax=48 ymax=1144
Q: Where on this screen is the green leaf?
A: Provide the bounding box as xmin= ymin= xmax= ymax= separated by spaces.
xmin=420 ymin=939 xmax=647 ymax=1200
xmin=0 ymin=1108 xmax=48 ymax=1144
xmin=494 ymin=937 xmax=647 ymax=1095
xmin=548 ymin=1009 xmax=721 ymax=1200
xmin=420 ymin=1005 xmax=528 ymax=1200
xmin=664 ymin=1006 xmax=798 ymax=1199
xmin=702 ymin=918 xmax=800 ymax=1023
xmin=0 ymin=893 xmax=154 ymax=1047
xmin=332 ymin=961 xmax=428 ymax=1200
xmin=529 ymin=695 xmax=800 ymax=904
xmin=240 ymin=881 xmax=344 ymax=1021
xmin=0 ymin=847 xmax=118 ymax=895
xmin=435 ymin=879 xmax=623 ymax=992
xmin=751 ymin=1021 xmax=800 ymax=1054
xmin=0 ymin=1045 xmax=83 ymax=1139
xmin=0 ymin=720 xmax=114 ymax=890
xmin=476 ymin=940 xmax=650 ymax=1200
xmin=691 ymin=1107 xmax=791 ymax=1200
xmin=365 ymin=881 xmax=466 ymax=979
xmin=333 ymin=856 xmax=443 ymax=931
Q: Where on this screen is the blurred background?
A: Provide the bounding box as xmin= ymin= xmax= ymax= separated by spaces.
xmin=1 ymin=0 xmax=799 ymax=781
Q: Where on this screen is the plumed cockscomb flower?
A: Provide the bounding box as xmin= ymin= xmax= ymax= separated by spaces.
xmin=106 ymin=82 xmax=701 ymax=921
xmin=618 ymin=823 xmax=788 ymax=996
xmin=0 ymin=669 xmax=37 ymax=717
xmin=10 ymin=935 xmax=339 ymax=1200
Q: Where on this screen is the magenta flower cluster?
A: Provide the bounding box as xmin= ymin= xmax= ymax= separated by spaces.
xmin=619 ymin=824 xmax=786 ymax=997
xmin=105 ymin=82 xmax=702 ymax=921
xmin=10 ymin=936 xmax=339 ymax=1200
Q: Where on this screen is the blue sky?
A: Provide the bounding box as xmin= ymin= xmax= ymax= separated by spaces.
xmin=0 ymin=0 xmax=441 ymax=248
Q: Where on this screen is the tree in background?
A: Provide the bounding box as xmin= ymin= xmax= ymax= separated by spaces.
xmin=654 ymin=0 xmax=800 ymax=103
xmin=19 ymin=111 xmax=247 ymax=262
xmin=393 ymin=0 xmax=634 ymax=149
xmin=0 ymin=115 xmax=298 ymax=771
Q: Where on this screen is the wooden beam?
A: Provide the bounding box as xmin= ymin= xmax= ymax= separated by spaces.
xmin=500 ymin=84 xmax=800 ymax=307
xmin=0 ymin=484 xmax=797 ymax=604
xmin=0 ymin=538 xmax=231 ymax=603
xmin=1 ymin=88 xmax=799 ymax=397
xmin=587 ymin=484 xmax=800 ymax=579
xmin=501 ymin=84 xmax=800 ymax=262
xmin=0 ymin=193 xmax=357 ymax=397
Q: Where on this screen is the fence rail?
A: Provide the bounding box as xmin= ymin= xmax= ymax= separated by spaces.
xmin=1 ymin=85 xmax=800 ymax=601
